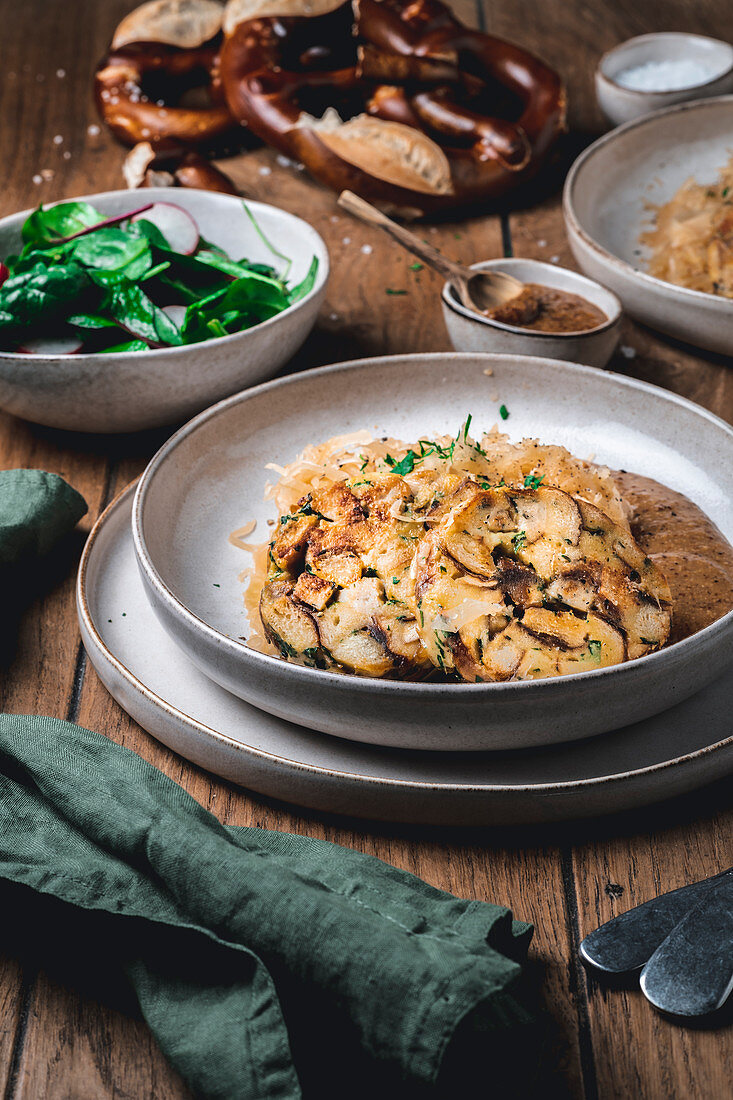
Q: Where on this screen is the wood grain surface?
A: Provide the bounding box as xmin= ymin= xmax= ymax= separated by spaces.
xmin=0 ymin=1 xmax=730 ymax=1098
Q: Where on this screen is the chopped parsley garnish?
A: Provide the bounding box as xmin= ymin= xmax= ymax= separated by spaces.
xmin=512 ymin=530 xmax=527 ymax=551
xmin=499 ymin=404 xmax=509 ymax=420
xmin=640 ymin=637 xmax=656 ymax=646
xmin=523 ymin=473 xmax=545 ymax=489
xmin=386 ymin=287 xmax=407 ymax=296
xmin=588 ymin=639 xmax=602 ymax=660
xmin=385 ymin=450 xmax=417 ymax=476
xmin=409 ymin=261 xmax=423 ymax=272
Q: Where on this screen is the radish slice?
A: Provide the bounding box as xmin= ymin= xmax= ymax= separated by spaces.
xmin=162 ymin=304 xmax=187 ymax=329
xmin=18 ymin=334 xmax=83 ymax=355
xmin=0 ymin=262 xmax=9 ymax=287
xmin=131 ymin=202 xmax=199 ymax=254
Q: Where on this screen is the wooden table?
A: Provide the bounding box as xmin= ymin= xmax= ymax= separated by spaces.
xmin=0 ymin=1 xmax=731 ymax=1096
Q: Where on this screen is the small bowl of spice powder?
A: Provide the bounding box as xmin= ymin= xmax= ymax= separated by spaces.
xmin=441 ymin=258 xmax=622 ymax=368
xmin=596 ymin=33 xmax=733 ymax=128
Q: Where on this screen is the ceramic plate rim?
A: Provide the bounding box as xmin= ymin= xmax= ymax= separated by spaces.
xmin=0 ymin=188 xmax=330 ymax=362
xmin=563 ymin=96 xmax=733 ymax=308
xmin=81 ymin=484 xmax=733 ymax=795
xmin=131 ymin=351 xmax=733 ymax=701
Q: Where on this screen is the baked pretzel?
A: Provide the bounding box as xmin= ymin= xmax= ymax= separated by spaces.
xmin=123 ymin=139 xmax=240 ymax=192
xmin=219 ymin=0 xmax=566 ymax=213
xmin=95 ymin=0 xmax=238 ymax=149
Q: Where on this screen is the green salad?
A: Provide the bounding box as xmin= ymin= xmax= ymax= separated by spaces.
xmin=0 ymin=199 xmax=319 ymax=355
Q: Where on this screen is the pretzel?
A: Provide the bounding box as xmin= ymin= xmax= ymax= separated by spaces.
xmin=123 ymin=140 xmax=240 ymax=192
xmin=95 ymin=0 xmax=238 ymax=149
xmin=219 ymin=0 xmax=566 ymax=213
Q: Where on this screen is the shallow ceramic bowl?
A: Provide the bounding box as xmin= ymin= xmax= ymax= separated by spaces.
xmin=132 ymin=352 xmax=733 ymax=752
xmin=596 ymin=33 xmax=733 ymax=127
xmin=564 ymin=97 xmax=733 ymax=355
xmin=0 ymin=188 xmax=329 ymax=432
xmin=441 ymin=259 xmax=621 ymax=368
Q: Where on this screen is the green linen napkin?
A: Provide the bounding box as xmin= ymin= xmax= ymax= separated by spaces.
xmin=0 ymin=715 xmax=538 ymax=1099
xmin=0 ymin=468 xmax=87 ymax=565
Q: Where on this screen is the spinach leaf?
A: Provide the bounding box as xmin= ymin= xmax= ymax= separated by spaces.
xmin=71 ymin=228 xmax=152 ymax=280
xmin=129 ymin=218 xmax=172 ymax=251
xmin=0 ymin=262 xmax=89 ymax=327
xmin=98 ymin=338 xmax=149 ymax=353
xmin=180 ymin=272 xmax=289 ymax=343
xmin=104 ymin=283 xmax=183 ymax=347
xmin=219 ymin=271 xmax=290 ymax=314
xmin=21 ymin=202 xmax=104 ymax=248
xmin=287 ymin=256 xmax=319 ymax=305
xmin=67 ymin=313 xmax=120 ymax=330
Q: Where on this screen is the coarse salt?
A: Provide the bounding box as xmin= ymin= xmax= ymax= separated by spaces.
xmin=615 ymin=58 xmax=721 ymax=92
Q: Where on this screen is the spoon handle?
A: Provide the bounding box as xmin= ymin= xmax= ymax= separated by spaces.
xmin=337 ymin=191 xmax=470 ymax=287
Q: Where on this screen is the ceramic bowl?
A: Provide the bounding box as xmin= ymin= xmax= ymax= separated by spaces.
xmin=596 ymin=33 xmax=733 ymax=127
xmin=564 ymin=97 xmax=733 ymax=356
xmin=0 ymin=188 xmax=329 ymax=432
xmin=132 ymin=352 xmax=733 ymax=753
xmin=441 ymin=259 xmax=621 ymax=368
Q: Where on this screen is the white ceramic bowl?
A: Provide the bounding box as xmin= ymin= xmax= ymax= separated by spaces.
xmin=132 ymin=352 xmax=733 ymax=753
xmin=596 ymin=33 xmax=733 ymax=127
xmin=0 ymin=188 xmax=329 ymax=432
xmin=441 ymin=259 xmax=621 ymax=368
xmin=564 ymin=97 xmax=733 ymax=356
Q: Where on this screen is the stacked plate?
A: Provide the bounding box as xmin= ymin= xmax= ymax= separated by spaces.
xmin=77 ymin=353 xmax=733 ymax=825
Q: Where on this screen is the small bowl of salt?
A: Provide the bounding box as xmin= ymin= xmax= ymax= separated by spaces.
xmin=596 ymin=32 xmax=733 ymax=128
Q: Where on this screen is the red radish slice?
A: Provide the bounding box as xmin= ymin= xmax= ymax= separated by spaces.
xmin=18 ymin=334 xmax=83 ymax=355
xmin=131 ymin=203 xmax=199 ymax=254
xmin=0 ymin=262 xmax=9 ymax=287
xmin=162 ymin=304 xmax=187 ymax=329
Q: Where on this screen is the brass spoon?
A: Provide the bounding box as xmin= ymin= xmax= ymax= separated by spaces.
xmin=337 ymin=190 xmax=524 ymax=314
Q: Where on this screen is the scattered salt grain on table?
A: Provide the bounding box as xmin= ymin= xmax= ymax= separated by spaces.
xmin=361 ymin=244 xmax=373 ymax=255
xmin=87 ymin=124 xmax=100 ymax=136
xmin=615 ymin=58 xmax=722 ymax=91
xmin=620 ymin=344 xmax=637 ymax=359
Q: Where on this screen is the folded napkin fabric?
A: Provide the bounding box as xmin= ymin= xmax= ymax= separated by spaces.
xmin=0 ymin=468 xmax=87 ymax=565
xmin=0 ymin=715 xmax=536 ymax=1099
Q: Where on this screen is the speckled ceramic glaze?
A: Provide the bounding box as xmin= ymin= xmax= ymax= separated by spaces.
xmin=596 ymin=34 xmax=733 ymax=127
xmin=79 ymin=486 xmax=733 ymax=825
xmin=441 ymin=258 xmax=621 ymax=368
xmin=132 ymin=353 xmax=733 ymax=752
xmin=564 ymin=97 xmax=733 ymax=355
xmin=0 ymin=188 xmax=329 ymax=432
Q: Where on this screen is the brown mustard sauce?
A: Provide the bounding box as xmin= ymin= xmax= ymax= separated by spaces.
xmin=615 ymin=471 xmax=733 ymax=644
xmin=488 ymin=283 xmax=607 ymax=333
